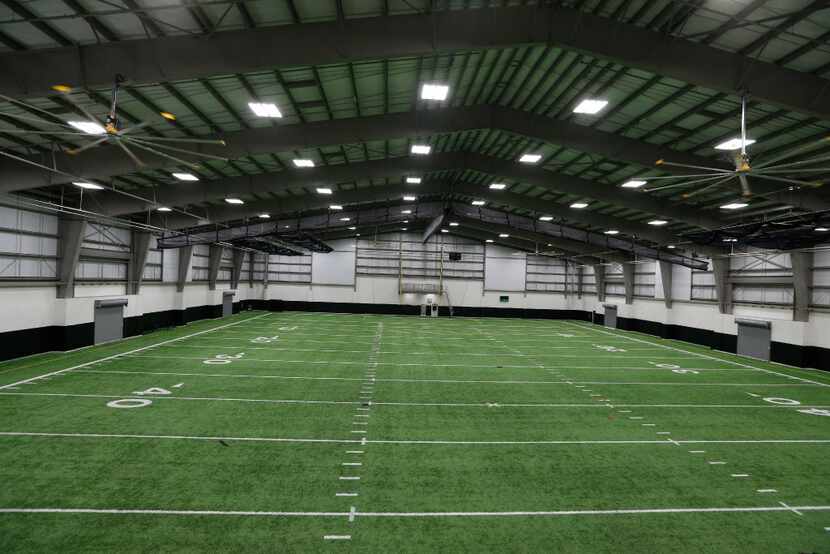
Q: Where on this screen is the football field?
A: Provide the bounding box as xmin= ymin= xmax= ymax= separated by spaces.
xmin=1 ymin=310 xmax=829 ymax=552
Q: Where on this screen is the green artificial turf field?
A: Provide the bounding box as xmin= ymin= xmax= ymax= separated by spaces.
xmin=1 ymin=310 xmax=829 ymax=552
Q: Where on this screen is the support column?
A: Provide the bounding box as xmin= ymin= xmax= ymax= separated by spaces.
xmin=791 ymin=251 xmax=813 ymax=322
xmin=56 ymin=218 xmax=86 ymax=299
xmin=127 ymin=231 xmax=152 ymax=295
xmin=593 ymin=264 xmax=606 ymax=303
xmin=622 ymin=263 xmax=635 ymax=305
xmin=230 ymin=250 xmax=245 ymax=289
xmin=248 ymin=251 xmax=255 ymax=288
xmin=658 ymin=260 xmax=673 ymax=309
xmin=576 ymin=266 xmax=583 ymax=299
xmin=712 ymin=257 xmax=733 ymax=314
xmin=176 ymin=245 xmax=193 ymax=293
xmin=208 ymin=245 xmax=223 ymax=291
xmin=263 ymin=253 xmax=269 ymax=289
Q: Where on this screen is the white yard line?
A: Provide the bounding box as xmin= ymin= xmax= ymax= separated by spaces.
xmin=0 ymin=313 xmax=272 ymax=391
xmin=0 ymin=505 xmax=828 ymax=518
xmin=2 ymin=431 xmax=828 ymax=447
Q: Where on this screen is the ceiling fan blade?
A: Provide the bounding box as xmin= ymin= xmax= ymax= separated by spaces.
xmin=644 ymin=173 xmax=734 ymax=193
xmin=655 ymin=159 xmax=733 ymax=173
xmin=66 ymin=135 xmax=111 ymax=155
xmin=681 ymin=175 xmax=737 ymax=198
xmin=128 ymin=137 xmax=228 ymax=162
xmin=115 ymin=139 xmax=145 ymax=168
xmin=753 ymin=136 xmax=830 ymax=169
xmin=122 ymin=137 xmax=202 ymax=170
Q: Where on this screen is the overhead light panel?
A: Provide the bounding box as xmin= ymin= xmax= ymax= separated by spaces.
xmin=330 ymin=204 xmax=343 ymax=210
xmin=570 ymin=202 xmax=589 ymax=209
xmin=573 ymin=99 xmax=608 ymax=115
xmin=67 ymin=120 xmax=106 ymax=135
xmin=539 ymin=216 xmax=553 ymax=221
xmin=406 ymin=177 xmax=422 ymax=184
xmin=172 ymin=172 xmax=199 ymax=181
xmin=248 ymin=102 xmax=282 ymax=118
xmin=403 ymin=195 xmax=417 ymax=201
xmin=621 ymin=180 xmax=647 ymax=189
xmin=420 ymin=83 xmax=450 ymax=101
xmin=720 ymin=202 xmax=748 ymax=210
xmin=411 ymin=144 xmax=431 ymax=155
xmin=449 ymin=222 xmax=459 ymax=227
xmin=604 ymin=229 xmax=619 ymax=235
xmin=715 ymin=138 xmax=757 ymax=151
xmin=401 ymin=209 xmax=412 ymax=214
xmin=519 ymin=153 xmax=542 ymax=164
xmin=258 ymin=213 xmax=270 ymax=219
xmin=815 ymin=227 xmax=829 ymax=232
xmin=73 ymin=181 xmax=103 ymax=190
xmin=486 ymin=239 xmax=494 ymax=243
xmin=340 ymin=217 xmax=351 ymax=222
xmin=440 ymin=229 xmax=449 ymax=233
xmin=316 ymin=187 xmax=333 ymax=195
xmin=156 ymin=206 xmax=172 ymax=212
xmin=471 ymin=200 xmax=485 ymax=206
xmin=499 ymin=233 xmax=509 ymax=238
xmin=224 ymin=198 xmax=244 ymax=205
xmin=401 ymin=227 xmax=408 ymax=231
xmin=667 ymin=245 xmax=676 ymax=249
xmin=723 ymin=237 xmax=738 ymax=242
xmin=648 ymin=220 xmax=668 ymax=226
xmin=489 ymin=183 xmax=507 ymax=190
xmin=348 ymin=226 xmax=356 ymax=230
xmin=293 ymin=158 xmax=315 ymax=167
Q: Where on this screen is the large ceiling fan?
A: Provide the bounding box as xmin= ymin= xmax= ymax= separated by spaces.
xmin=0 ymin=74 xmax=227 ymax=171
xmin=635 ymin=94 xmax=828 ymax=199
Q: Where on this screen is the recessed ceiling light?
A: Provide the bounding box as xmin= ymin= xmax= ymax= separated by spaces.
xmin=499 ymin=233 xmax=509 ymax=238
xmin=348 ymin=226 xmax=356 ymax=230
xmin=472 ymin=200 xmax=485 ymax=206
xmin=489 ymin=183 xmax=507 ymax=190
xmin=539 ymin=216 xmax=553 ymax=221
xmin=406 ymin=177 xmax=422 ymax=184
xmin=449 ymin=222 xmax=459 ymax=227
xmin=573 ymin=99 xmax=608 ymax=115
xmin=420 ymin=83 xmax=450 ymax=101
xmin=648 ymin=220 xmax=668 ymax=226
xmin=667 ymin=244 xmax=676 ymax=249
xmin=67 ymin=120 xmax=106 ymax=135
xmin=224 ymin=198 xmax=244 ymax=205
xmin=440 ymin=229 xmax=449 ymax=233
xmin=621 ymin=180 xmax=647 ymax=189
xmin=403 ymin=195 xmax=417 ymax=201
xmin=402 ymin=209 xmax=412 ymax=214
xmin=486 ymin=239 xmax=494 ymax=243
xmin=330 ymin=204 xmax=343 ymax=210
xmin=815 ymin=227 xmax=829 ymax=232
xmin=604 ymin=229 xmax=620 ymax=235
xmin=401 ymin=227 xmax=408 ymax=231
xmin=403 ymin=220 xmax=409 ymax=223
xmin=570 ymin=202 xmax=589 ymax=209
xmin=258 ymin=213 xmax=270 ymax=219
xmin=248 ymin=102 xmax=282 ymax=118
xmin=411 ymin=144 xmax=431 ymax=155
xmin=355 ymin=233 xmax=361 ymax=237
xmin=723 ymin=237 xmax=738 ymax=242
xmin=316 ymin=187 xmax=333 ymax=195
xmin=340 ymin=217 xmax=351 ymax=222
xmin=72 ymin=181 xmax=103 ymax=190
xmin=720 ymin=202 xmax=748 ymax=210
xmin=172 ymin=172 xmax=199 ymax=181
xmin=519 ymin=153 xmax=542 ymax=164
xmin=293 ymin=158 xmax=315 ymax=168
xmin=715 ymin=138 xmax=757 ymax=151
xmin=156 ymin=206 xmax=172 ymax=212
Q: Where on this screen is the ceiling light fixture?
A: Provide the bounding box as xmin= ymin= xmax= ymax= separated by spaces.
xmin=403 ymin=195 xmax=417 ymax=201
xmin=156 ymin=206 xmax=172 ymax=212
xmin=489 ymin=183 xmax=507 ymax=190
xmin=472 ymin=200 xmax=485 ymax=206
xmin=604 ymin=229 xmax=619 ymax=235
xmin=316 ymin=187 xmax=333 ymax=195
xmin=406 ymin=177 xmax=422 ymax=184
xmin=499 ymin=233 xmax=509 ymax=238
xmin=440 ymin=229 xmax=449 ymax=233
xmin=486 ymin=239 xmax=494 ymax=243
xmin=258 ymin=213 xmax=270 ymax=219
xmin=330 ymin=204 xmax=343 ymax=210
xmin=248 ymin=102 xmax=283 ymax=118
xmin=449 ymin=222 xmax=459 ymax=227
xmin=348 ymin=226 xmax=356 ymax=230
xmin=715 ymin=138 xmax=757 ymax=151
xmin=401 ymin=227 xmax=408 ymax=231
xmin=519 ymin=153 xmax=542 ymax=164
xmin=573 ymin=99 xmax=608 ymax=115
xmin=720 ymin=202 xmax=749 ymax=210
xmin=340 ymin=217 xmax=351 ymax=222
xmin=411 ymin=144 xmax=431 ymax=155
xmin=667 ymin=245 xmax=676 ymax=249
xmin=401 ymin=209 xmax=412 ymax=214
xmin=815 ymin=227 xmax=829 ymax=232
xmin=420 ymin=83 xmax=450 ymax=101
xmin=172 ymin=172 xmax=199 ymax=181
xmin=292 ymin=159 xmax=315 ymax=168
xmin=648 ymin=220 xmax=668 ymax=226
xmin=73 ymin=181 xmax=103 ymax=190
xmin=224 ymin=198 xmax=244 ymax=205
xmin=621 ymin=180 xmax=646 ymax=189
xmin=723 ymin=237 xmax=738 ymax=242
xmin=539 ymin=216 xmax=553 ymax=221
xmin=570 ymin=202 xmax=589 ymax=209
xmin=67 ymin=120 xmax=106 ymax=135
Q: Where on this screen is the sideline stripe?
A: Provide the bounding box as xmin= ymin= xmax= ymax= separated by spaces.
xmin=1 ymin=431 xmax=828 ymax=447
xmin=0 ymin=313 xmax=272 ymax=391
xmin=0 ymin=505 xmax=828 ymax=518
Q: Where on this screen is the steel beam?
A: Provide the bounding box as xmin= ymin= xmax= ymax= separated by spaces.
xmin=56 ymin=218 xmax=85 ymax=298
xmin=176 ymin=245 xmax=193 ymax=292
xmin=791 ymin=251 xmax=813 ymax=322
xmin=658 ymin=260 xmax=673 ymax=309
xmin=2 ymin=6 xmax=829 ymax=118
xmin=127 ymin=231 xmax=152 ymax=295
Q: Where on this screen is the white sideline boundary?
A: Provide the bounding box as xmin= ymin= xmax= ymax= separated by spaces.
xmin=565 ymin=322 xmax=830 ymax=388
xmin=1 ymin=505 xmax=828 ymax=518
xmin=0 ymin=313 xmax=272 ymax=391
xmin=2 ymin=431 xmax=829 ymax=446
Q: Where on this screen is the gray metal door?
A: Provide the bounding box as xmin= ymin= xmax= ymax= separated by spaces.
xmin=737 ymin=319 xmax=771 ymax=361
xmin=222 ymin=292 xmax=234 ymax=317
xmin=604 ymin=305 xmax=618 ymax=328
xmin=94 ymin=299 xmax=127 ymax=344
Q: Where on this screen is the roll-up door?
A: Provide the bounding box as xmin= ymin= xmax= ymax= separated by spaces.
xmin=94 ymin=298 xmax=127 ymax=344
xmin=604 ymin=305 xmax=618 ymax=328
xmin=222 ymin=291 xmax=235 ymax=317
xmin=736 ymin=319 xmax=771 ymax=361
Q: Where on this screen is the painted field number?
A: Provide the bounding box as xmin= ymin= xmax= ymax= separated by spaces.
xmin=594 ymin=344 xmax=626 ymax=352
xmin=204 ymin=353 xmax=246 ymax=365
xmin=252 ymin=336 xmax=279 ymax=344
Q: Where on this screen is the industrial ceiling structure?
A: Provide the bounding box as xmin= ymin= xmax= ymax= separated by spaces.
xmin=1 ymin=0 xmax=829 ymax=261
